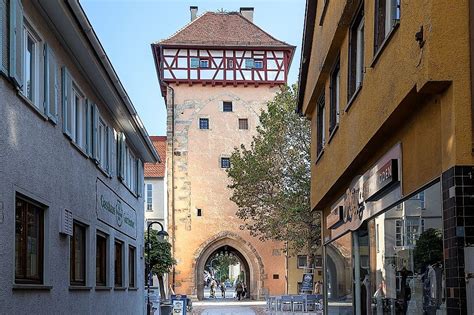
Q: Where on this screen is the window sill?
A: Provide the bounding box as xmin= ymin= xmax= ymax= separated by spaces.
xmin=114 ymin=286 xmax=128 ymax=291
xmin=315 ymin=149 xmax=324 ymax=164
xmin=70 ymin=140 xmax=90 ymax=159
xmin=327 ymin=124 xmax=339 ymax=144
xmin=121 ymin=180 xmax=139 ymax=198
xmin=96 ymin=163 xmax=111 ymax=178
xmin=69 ymin=286 xmax=92 ymax=291
xmin=128 ymin=287 xmax=139 ymax=291
xmin=95 ymin=286 xmax=112 ymax=291
xmin=17 ymin=92 xmax=49 ymax=122
xmin=345 ymin=84 xmax=362 ymax=112
xmin=371 ymin=23 xmax=400 ymax=68
xmin=13 ymin=284 xmax=52 ymax=291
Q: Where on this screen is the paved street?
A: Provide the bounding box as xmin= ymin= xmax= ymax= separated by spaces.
xmin=191 ymin=301 xmax=266 ymax=315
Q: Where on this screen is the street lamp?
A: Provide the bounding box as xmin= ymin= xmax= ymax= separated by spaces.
xmin=146 ymin=221 xmax=169 ymax=315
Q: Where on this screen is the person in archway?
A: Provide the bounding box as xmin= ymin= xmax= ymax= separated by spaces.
xmin=235 ymin=281 xmax=244 ymax=300
xmin=220 ymin=281 xmax=226 ymax=298
xmin=210 ymin=278 xmax=217 ymax=298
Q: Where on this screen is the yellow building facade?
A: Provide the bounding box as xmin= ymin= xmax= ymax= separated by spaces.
xmin=298 ymin=0 xmax=474 ymax=314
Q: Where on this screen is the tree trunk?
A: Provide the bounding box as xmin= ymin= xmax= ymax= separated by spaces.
xmin=158 ymin=274 xmax=166 ymax=300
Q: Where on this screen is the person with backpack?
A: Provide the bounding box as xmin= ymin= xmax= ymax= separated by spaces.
xmin=235 ymin=281 xmax=244 ymax=301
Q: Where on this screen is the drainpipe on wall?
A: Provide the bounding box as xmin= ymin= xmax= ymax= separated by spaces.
xmin=470 ymin=0 xmax=474 ymax=153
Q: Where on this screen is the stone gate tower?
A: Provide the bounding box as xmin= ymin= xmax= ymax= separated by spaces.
xmin=152 ymin=7 xmax=295 ymax=299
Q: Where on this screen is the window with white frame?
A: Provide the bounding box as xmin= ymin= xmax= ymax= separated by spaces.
xmin=348 ymin=5 xmax=365 ymax=100
xmin=254 ymin=60 xmax=263 ymax=69
xmin=329 ymin=59 xmax=340 ymax=134
xmin=316 ymin=94 xmax=325 ymax=157
xmin=146 ymin=184 xmax=153 ymax=211
xmin=374 ymin=0 xmax=400 ymax=52
xmin=22 ymin=22 xmax=40 ymax=106
xmin=297 ymin=255 xmax=307 ymax=269
xmin=72 ymin=87 xmax=86 ymax=149
xmin=124 ymin=146 xmax=137 ymax=190
xmin=395 ymin=219 xmax=403 ymax=246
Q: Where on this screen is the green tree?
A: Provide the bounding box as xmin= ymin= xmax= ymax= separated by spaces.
xmin=413 ymin=228 xmax=443 ymax=272
xmin=227 ymin=85 xmax=320 ymax=265
xmin=145 ymin=229 xmax=176 ymax=299
xmin=213 ymin=254 xmax=239 ymax=282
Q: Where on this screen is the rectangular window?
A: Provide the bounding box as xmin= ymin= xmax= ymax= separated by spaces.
xmin=238 ymin=118 xmax=248 ymax=130
xmin=124 ymin=146 xmax=138 ymax=192
xmin=223 ymin=101 xmax=233 ymax=112
xmin=227 ymin=58 xmax=234 ymax=69
xmin=190 ymin=57 xmax=199 ymax=68
xmin=297 ymin=255 xmax=307 ymax=269
xmin=329 ymin=59 xmax=340 ymax=134
xmin=199 ymin=118 xmax=209 ymax=130
xmin=245 ymin=59 xmax=254 ymax=69
xmin=349 ymin=5 xmax=365 ymax=99
xmin=374 ymin=0 xmax=400 ymax=52
xmin=15 ymin=196 xmax=44 ymax=284
xmin=395 ymin=219 xmax=403 ymax=246
xmin=96 ymin=233 xmax=107 ymax=286
xmin=70 ymin=222 xmax=86 ymax=286
xmin=22 ymin=24 xmax=39 ymax=106
xmin=197 ymin=208 xmax=202 ymax=216
xmin=97 ymin=118 xmax=110 ymax=171
xmin=72 ymin=87 xmax=86 ymax=149
xmin=316 ymin=94 xmax=325 ymax=157
xmin=254 ymin=60 xmax=264 ymax=69
xmin=128 ymin=246 xmax=136 ymax=288
xmin=406 ymin=217 xmax=420 ymax=246
xmin=114 ymin=240 xmax=123 ymax=287
xmin=199 ymin=59 xmax=209 ymax=68
xmin=220 ymin=157 xmax=230 ymax=169
xmin=146 ymin=183 xmax=153 ymax=211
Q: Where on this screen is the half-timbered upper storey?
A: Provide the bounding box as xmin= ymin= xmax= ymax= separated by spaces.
xmin=152 ymin=8 xmax=295 ymax=95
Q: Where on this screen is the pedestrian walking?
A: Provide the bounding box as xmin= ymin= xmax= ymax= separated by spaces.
xmin=235 ymin=281 xmax=244 ymax=301
xmin=220 ymin=282 xmax=226 ymax=298
xmin=210 ymin=279 xmax=217 ymax=298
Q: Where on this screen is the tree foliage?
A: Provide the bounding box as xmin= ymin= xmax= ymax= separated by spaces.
xmin=145 ymin=229 xmax=176 ymax=298
xmin=227 ymin=85 xmax=320 ymax=257
xmin=413 ymin=228 xmax=443 ymax=272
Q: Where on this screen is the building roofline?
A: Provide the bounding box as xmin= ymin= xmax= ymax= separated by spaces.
xmin=297 ymin=0 xmax=317 ymax=115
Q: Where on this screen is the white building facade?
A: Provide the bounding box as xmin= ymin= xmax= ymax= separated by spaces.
xmin=0 ymin=1 xmax=159 ymax=314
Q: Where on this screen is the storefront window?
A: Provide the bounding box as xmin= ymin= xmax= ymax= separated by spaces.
xmin=325 ymin=233 xmax=352 ymax=314
xmin=370 ymin=181 xmax=445 ymax=314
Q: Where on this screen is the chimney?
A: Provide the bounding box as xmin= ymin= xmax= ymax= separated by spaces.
xmin=190 ymin=6 xmax=198 ymax=22
xmin=240 ymin=7 xmax=254 ymax=23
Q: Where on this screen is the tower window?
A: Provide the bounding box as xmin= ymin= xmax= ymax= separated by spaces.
xmin=255 ymin=60 xmax=264 ymax=69
xmin=245 ymin=59 xmax=255 ymax=69
xmin=223 ymin=101 xmax=233 ymax=112
xmin=227 ymin=58 xmax=234 ymax=69
xmin=199 ymin=118 xmax=209 ymax=129
xmin=239 ymin=118 xmax=248 ymax=130
xmin=199 ymin=59 xmax=209 ymax=68
xmin=220 ymin=157 xmax=231 ymax=169
xmin=197 ymin=208 xmax=202 ymax=217
xmin=190 ymin=58 xmax=199 ymax=68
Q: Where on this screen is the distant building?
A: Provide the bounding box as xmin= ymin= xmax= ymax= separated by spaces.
xmin=0 ymin=1 xmax=159 ymax=314
xmin=152 ymin=6 xmax=295 ymax=299
xmin=298 ymin=0 xmax=474 ymax=314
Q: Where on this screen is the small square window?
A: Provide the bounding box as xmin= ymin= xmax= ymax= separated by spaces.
xmin=190 ymin=58 xmax=199 ymax=68
xmin=227 ymin=58 xmax=234 ymax=69
xmin=297 ymin=255 xmax=307 ymax=269
xmin=245 ymin=59 xmax=254 ymax=69
xmin=255 ymin=60 xmax=264 ymax=69
xmin=197 ymin=208 xmax=202 ymax=217
xmin=223 ymin=101 xmax=233 ymax=112
xmin=239 ymin=118 xmax=248 ymax=130
xmin=220 ymin=157 xmax=230 ymax=169
xmin=273 ymin=274 xmax=279 ymax=280
xmin=199 ymin=118 xmax=209 ymax=130
xmin=200 ymin=59 xmax=209 ymax=68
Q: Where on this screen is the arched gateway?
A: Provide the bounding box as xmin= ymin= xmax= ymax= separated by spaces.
xmin=193 ymin=232 xmax=265 ymax=300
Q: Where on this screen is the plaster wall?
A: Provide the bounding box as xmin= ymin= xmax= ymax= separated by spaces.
xmin=167 ymin=84 xmax=287 ymax=298
xmin=145 ymin=177 xmax=166 ymax=224
xmin=0 ymin=2 xmax=145 ymax=313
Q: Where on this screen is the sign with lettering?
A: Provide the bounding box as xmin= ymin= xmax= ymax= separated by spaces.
xmin=300 ymin=273 xmax=314 ymax=293
xmin=326 ymin=144 xmax=402 ymax=241
xmin=96 ymin=179 xmax=137 ymax=239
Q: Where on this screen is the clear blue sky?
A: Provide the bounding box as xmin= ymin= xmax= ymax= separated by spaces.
xmin=81 ymin=0 xmax=306 ymax=136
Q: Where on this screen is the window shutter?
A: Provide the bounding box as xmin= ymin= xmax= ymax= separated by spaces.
xmin=0 ymin=0 xmax=8 ymax=74
xmin=44 ymin=43 xmax=58 ymax=123
xmin=92 ymin=103 xmax=99 ymax=162
xmin=117 ymin=133 xmax=126 ymax=180
xmin=245 ymin=59 xmax=254 ymax=69
xmin=137 ymin=159 xmax=144 ymax=197
xmin=9 ymin=0 xmax=23 ymax=88
xmin=85 ymin=99 xmax=92 ymax=156
xmin=61 ymin=66 xmax=73 ymax=137
xmin=107 ymin=127 xmax=114 ymax=176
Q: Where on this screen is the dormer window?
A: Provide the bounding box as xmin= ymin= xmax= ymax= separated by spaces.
xmin=254 ymin=60 xmax=264 ymax=69
xmin=199 ymin=59 xmax=209 ymax=68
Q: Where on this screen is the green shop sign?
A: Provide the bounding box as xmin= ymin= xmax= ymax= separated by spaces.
xmin=96 ymin=179 xmax=137 ymax=239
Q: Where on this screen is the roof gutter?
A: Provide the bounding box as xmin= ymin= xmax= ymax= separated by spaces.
xmin=67 ymin=0 xmax=160 ymax=163
xmin=297 ymin=0 xmax=317 ymax=115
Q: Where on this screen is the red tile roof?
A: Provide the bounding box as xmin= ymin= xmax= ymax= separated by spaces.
xmin=158 ymin=12 xmax=293 ymax=48
xmin=145 ymin=136 xmax=167 ymax=178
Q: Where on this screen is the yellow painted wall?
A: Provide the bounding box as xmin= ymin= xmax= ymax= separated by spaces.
xmin=287 ymin=255 xmax=323 ymax=294
xmin=300 ymin=0 xmax=473 ymax=212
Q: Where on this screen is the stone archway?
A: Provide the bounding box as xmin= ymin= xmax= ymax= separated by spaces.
xmin=193 ymin=231 xmax=265 ymax=300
